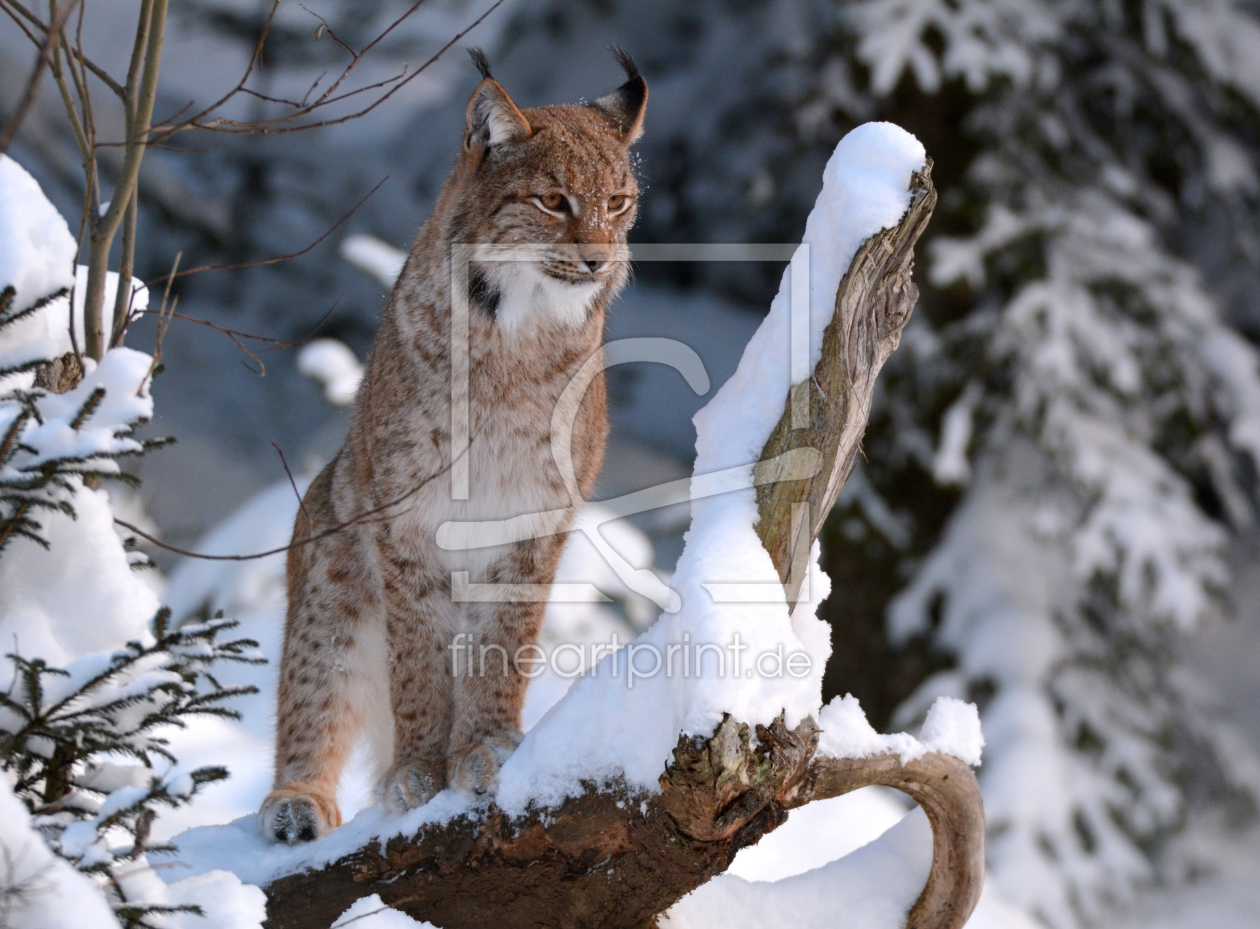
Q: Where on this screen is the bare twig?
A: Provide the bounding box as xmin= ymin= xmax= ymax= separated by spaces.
xmin=148 ymin=178 xmax=387 ymax=288
xmin=0 ymin=0 xmax=82 ymax=156
xmin=142 ymin=250 xmax=181 ymax=392
xmin=83 ymin=0 xmax=168 ymax=360
xmin=1 ymin=0 xmax=125 ymax=99
xmin=272 ymin=442 xmax=313 ymax=529
xmin=164 ymin=296 xmax=341 ymax=376
xmin=299 ymin=4 xmax=357 ymax=58
xmin=115 ymin=437 xmax=475 ymax=562
xmin=148 ymin=0 xmax=506 ymax=142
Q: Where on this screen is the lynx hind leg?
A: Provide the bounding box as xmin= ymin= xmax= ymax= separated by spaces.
xmin=448 ymin=540 xmax=559 ymax=796
xmin=377 ymin=560 xmax=459 ymax=812
xmin=263 ymin=466 xmax=384 ymax=842
xmin=259 ymin=784 xmax=341 ymax=844
xmin=381 ymin=756 xmax=446 ymax=813
xmin=448 ymin=729 xmax=524 ymax=796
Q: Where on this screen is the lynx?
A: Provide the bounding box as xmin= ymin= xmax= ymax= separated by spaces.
xmin=259 ymin=50 xmax=647 ymax=843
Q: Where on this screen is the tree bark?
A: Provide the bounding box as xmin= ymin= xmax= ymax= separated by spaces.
xmin=754 ymin=162 xmax=937 ymax=605
xmin=263 ymin=160 xmax=981 ymax=929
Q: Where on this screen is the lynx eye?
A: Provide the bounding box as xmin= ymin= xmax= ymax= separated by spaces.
xmin=607 ymin=194 xmax=631 ymax=214
xmin=535 ymin=192 xmax=569 ymax=214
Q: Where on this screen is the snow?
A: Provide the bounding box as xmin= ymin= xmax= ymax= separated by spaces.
xmin=725 ymin=787 xmax=910 ymax=882
xmin=854 ymin=0 xmax=1061 ymax=96
xmin=0 ymin=154 xmax=76 ymax=317
xmin=918 ymin=696 xmax=985 ymax=766
xmin=669 ymin=793 xmax=1037 ymax=929
xmin=0 ymin=156 xmax=150 ymax=375
xmin=0 ymin=345 xmax=160 ymax=676
xmin=490 ymin=121 xmax=932 ymax=815
xmin=932 ymin=380 xmax=981 ymax=486
xmin=0 ymin=263 xmax=153 ymax=374
xmin=340 ymin=234 xmax=407 ymax=289
xmin=669 ymin=784 xmax=1040 ymax=929
xmin=666 ymin=808 xmax=932 ymax=929
xmin=0 ymin=483 xmax=160 ymax=674
xmin=296 ymin=338 xmax=363 ymax=407
xmin=160 ymin=871 xmax=268 ymax=929
xmin=333 ymin=895 xmax=436 ymax=928
xmin=1111 ymin=825 xmax=1260 ymax=929
xmin=20 ymin=348 xmax=155 ymax=467
xmin=0 ymin=779 xmax=123 ymax=929
xmin=817 ymin=693 xmax=983 ymax=767
xmin=0 ymin=256 xmax=151 ymax=376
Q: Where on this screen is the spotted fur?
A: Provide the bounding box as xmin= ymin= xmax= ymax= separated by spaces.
xmin=259 ymin=53 xmax=647 ymax=843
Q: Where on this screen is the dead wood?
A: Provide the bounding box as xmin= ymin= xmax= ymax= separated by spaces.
xmin=263 ymin=160 xmax=983 ymax=929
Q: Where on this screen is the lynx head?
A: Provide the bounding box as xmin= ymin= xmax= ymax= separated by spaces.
xmin=447 ymin=48 xmax=647 ymax=335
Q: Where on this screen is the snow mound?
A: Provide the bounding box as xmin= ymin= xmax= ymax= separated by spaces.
xmin=818 ymin=694 xmax=984 ymax=767
xmin=333 ymin=895 xmax=438 ymax=928
xmin=0 ymin=155 xmax=150 ymax=375
xmin=665 ymin=807 xmax=934 ymax=929
xmin=297 ymin=338 xmax=364 ymax=407
xmin=341 ymin=233 xmax=407 ymax=289
xmin=0 ymin=154 xmax=76 ymax=316
xmin=0 ymin=779 xmax=265 ymax=929
xmin=0 ymin=778 xmax=123 ymax=929
xmin=0 ymin=347 xmax=160 ymax=672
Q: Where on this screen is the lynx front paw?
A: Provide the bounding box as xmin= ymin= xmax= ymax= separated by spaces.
xmin=259 ymin=785 xmax=340 ymax=844
xmin=448 ymin=730 xmax=523 ymax=796
xmin=382 ymin=757 xmax=446 ymax=813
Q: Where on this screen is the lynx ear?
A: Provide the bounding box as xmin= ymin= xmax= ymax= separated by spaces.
xmin=464 ymin=51 xmax=531 ymax=155
xmin=591 ymin=47 xmax=647 ymax=144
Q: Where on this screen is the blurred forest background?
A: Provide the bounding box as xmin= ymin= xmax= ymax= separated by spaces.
xmin=6 ymin=1 xmax=1260 ymax=927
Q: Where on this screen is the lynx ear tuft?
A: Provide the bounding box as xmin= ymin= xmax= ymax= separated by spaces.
xmin=591 ymin=47 xmax=648 ymax=144
xmin=466 ymin=47 xmax=493 ymax=81
xmin=610 ymin=46 xmax=640 ymax=82
xmin=465 ymin=75 xmax=532 ymax=154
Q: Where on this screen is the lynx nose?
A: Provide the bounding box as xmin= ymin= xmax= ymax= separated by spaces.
xmin=579 ymin=248 xmax=611 ymax=273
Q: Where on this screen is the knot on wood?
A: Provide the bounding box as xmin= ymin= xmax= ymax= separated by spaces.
xmin=659 ymin=715 xmax=819 ymax=842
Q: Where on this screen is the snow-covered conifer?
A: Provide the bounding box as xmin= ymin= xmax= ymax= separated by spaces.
xmin=804 ymin=2 xmax=1260 ymax=924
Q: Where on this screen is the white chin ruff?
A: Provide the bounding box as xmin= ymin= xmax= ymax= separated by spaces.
xmin=485 ymin=261 xmax=602 ymax=336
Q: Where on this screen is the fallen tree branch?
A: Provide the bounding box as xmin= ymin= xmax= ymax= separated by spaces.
xmin=262 ymin=161 xmax=979 ymax=929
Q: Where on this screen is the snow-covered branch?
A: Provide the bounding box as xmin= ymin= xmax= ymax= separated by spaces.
xmin=249 ymin=125 xmax=982 ymax=929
